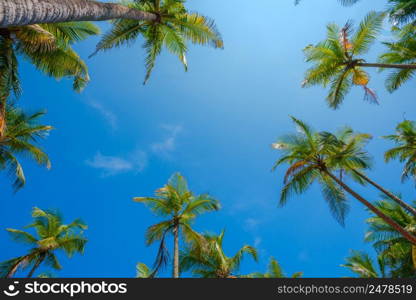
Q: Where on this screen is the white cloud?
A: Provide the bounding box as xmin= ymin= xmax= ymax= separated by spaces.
xmin=87 ymin=100 xmax=118 ymax=130
xmin=151 ymin=124 xmax=183 ymax=157
xmin=85 ymin=150 xmax=147 ymax=177
xmin=86 ymin=123 xmax=182 ymax=177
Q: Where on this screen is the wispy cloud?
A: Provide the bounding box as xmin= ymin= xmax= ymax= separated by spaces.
xmin=86 ymin=123 xmax=183 ymax=177
xmin=151 ymin=124 xmax=183 ymax=157
xmin=85 ymin=150 xmax=147 ymax=177
xmin=87 ymin=100 xmax=118 ymax=130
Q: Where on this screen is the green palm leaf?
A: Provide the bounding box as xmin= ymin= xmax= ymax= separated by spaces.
xmin=93 ymin=0 xmax=223 ymax=83
xmin=1 ymin=208 xmax=87 ymax=278
xmin=134 ymin=172 xmax=219 ymax=277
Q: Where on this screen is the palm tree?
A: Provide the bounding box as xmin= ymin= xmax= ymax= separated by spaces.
xmin=0 ymin=207 xmax=87 ymax=278
xmin=91 ymin=0 xmax=223 ymax=84
xmin=380 ymin=25 xmax=416 ymax=92
xmin=384 ymin=120 xmax=416 ymax=184
xmin=0 ymin=106 xmax=51 ymax=191
xmin=0 ymin=0 xmax=222 ymax=83
xmin=0 ymin=0 xmax=158 ymax=27
xmin=303 ymin=11 xmax=416 ymax=109
xmin=320 ymin=127 xmax=416 ymax=217
xmin=0 ymin=22 xmax=99 ymax=136
xmin=365 ymin=196 xmax=416 ymax=277
xmin=343 ymin=196 xmax=416 ymax=278
xmin=272 ymin=116 xmax=416 ymax=244
xmin=136 ymin=262 xmax=152 ymax=278
xmin=180 ymin=230 xmax=258 ymax=278
xmin=133 ymin=172 xmax=220 ymax=278
xmin=341 ymin=250 xmax=385 ymax=278
xmin=246 ymin=257 xmax=303 ymax=278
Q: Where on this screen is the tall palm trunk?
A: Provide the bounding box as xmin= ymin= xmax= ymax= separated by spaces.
xmin=356 ymin=62 xmax=416 ymax=70
xmin=0 ymin=0 xmax=157 ymax=27
xmin=324 ymin=169 xmax=416 ymax=245
xmin=0 ymin=30 xmax=12 ymax=138
xmin=0 ymin=97 xmax=7 ymax=139
xmin=353 ymin=170 xmax=416 ymax=217
xmin=27 ymin=253 xmax=46 ymax=278
xmin=172 ymin=222 xmax=179 ymax=278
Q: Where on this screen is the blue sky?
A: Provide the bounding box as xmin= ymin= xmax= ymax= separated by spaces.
xmin=1 ymin=0 xmax=416 ymax=278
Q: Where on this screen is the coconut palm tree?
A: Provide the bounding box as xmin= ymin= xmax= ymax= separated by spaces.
xmin=1 ymin=1 xmax=222 ymax=85
xmin=91 ymin=0 xmax=223 ymax=84
xmin=303 ymin=11 xmax=416 ymax=109
xmin=365 ymin=196 xmax=416 ymax=277
xmin=379 ymin=25 xmax=416 ymax=92
xmin=180 ymin=230 xmax=258 ymax=278
xmin=0 ymin=207 xmax=87 ymax=278
xmin=272 ymin=116 xmax=416 ymax=244
xmin=343 ymin=196 xmax=416 ymax=278
xmin=320 ymin=127 xmax=416 ymax=217
xmin=245 ymin=257 xmax=303 ymax=278
xmin=0 ymin=22 xmax=99 ymax=136
xmin=384 ymin=120 xmax=416 ymax=183
xmin=0 ymin=106 xmax=51 ymax=191
xmin=0 ymin=0 xmax=158 ymax=27
xmin=133 ymin=172 xmax=220 ymax=278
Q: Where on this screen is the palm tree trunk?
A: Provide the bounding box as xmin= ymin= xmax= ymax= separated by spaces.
xmin=172 ymin=222 xmax=179 ymax=278
xmin=27 ymin=254 xmax=45 ymax=278
xmin=0 ymin=31 xmax=12 ymax=138
xmin=0 ymin=0 xmax=157 ymax=27
xmin=353 ymin=170 xmax=416 ymax=217
xmin=324 ymin=169 xmax=416 ymax=245
xmin=4 ymin=256 xmax=29 ymax=278
xmin=0 ymin=97 xmax=7 ymax=139
xmin=412 ymin=246 xmax=416 ymax=269
xmin=356 ymin=62 xmax=416 ymax=70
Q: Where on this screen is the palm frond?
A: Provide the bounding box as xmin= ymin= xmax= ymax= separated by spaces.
xmin=320 ymin=175 xmax=349 ymax=226
xmin=6 ymin=228 xmax=37 ymax=245
xmin=352 ymin=12 xmax=385 ymax=55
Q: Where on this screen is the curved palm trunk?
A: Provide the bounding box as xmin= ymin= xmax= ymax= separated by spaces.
xmin=356 ymin=62 xmax=416 ymax=70
xmin=353 ymin=170 xmax=416 ymax=217
xmin=5 ymin=262 xmax=18 ymax=278
xmin=0 ymin=0 xmax=157 ymax=27
xmin=5 ymin=256 xmax=29 ymax=278
xmin=27 ymin=254 xmax=45 ymax=278
xmin=324 ymin=170 xmax=416 ymax=245
xmin=172 ymin=222 xmax=179 ymax=278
